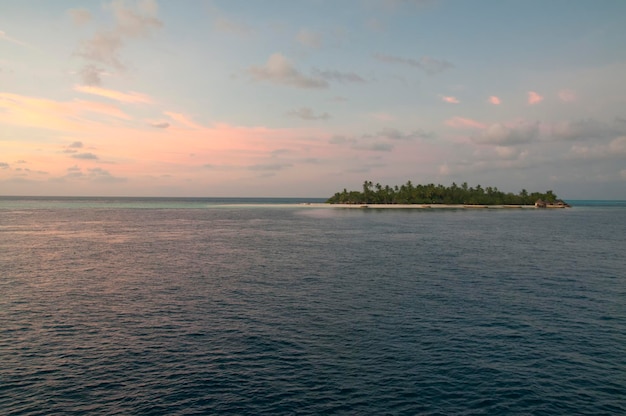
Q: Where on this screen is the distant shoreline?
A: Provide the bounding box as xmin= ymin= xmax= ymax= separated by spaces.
xmin=304 ymin=203 xmax=548 ymax=209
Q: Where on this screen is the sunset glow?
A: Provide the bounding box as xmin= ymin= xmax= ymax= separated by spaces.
xmin=1 ymin=1 xmax=626 ymax=198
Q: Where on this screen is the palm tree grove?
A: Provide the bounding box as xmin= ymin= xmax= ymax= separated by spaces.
xmin=327 ymin=181 xmax=560 ymax=205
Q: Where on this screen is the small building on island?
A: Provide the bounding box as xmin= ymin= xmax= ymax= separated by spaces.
xmin=535 ymin=199 xmax=571 ymax=208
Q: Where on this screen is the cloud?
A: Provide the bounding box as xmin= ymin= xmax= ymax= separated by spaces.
xmin=297 ymin=29 xmax=322 ymax=49
xmin=88 ymin=167 xmax=126 ymax=182
xmin=551 ymin=119 xmax=604 ymax=141
xmin=164 ymin=111 xmax=204 ymax=129
xmin=569 ymin=136 xmax=626 ymax=159
xmin=528 ymin=91 xmax=543 ymax=105
xmin=248 ymin=163 xmax=292 ymax=171
xmin=446 ymin=117 xmax=486 ymax=129
xmin=351 ymin=142 xmax=394 ymax=151
xmin=313 ymin=69 xmax=366 ymax=84
xmin=489 ymin=96 xmax=501 ymax=105
xmin=74 ymin=84 xmax=152 ymax=104
xmin=69 ymin=141 xmax=84 ymax=148
xmin=374 ymin=127 xmax=434 ymax=140
xmin=441 ymin=95 xmax=459 ymax=104
xmin=150 ymin=121 xmax=170 ymax=128
xmin=72 ymin=152 xmax=99 ymax=160
xmin=374 ymin=53 xmax=454 ymax=75
xmin=248 ymin=53 xmax=328 ymax=89
xmin=0 ymin=92 xmax=132 ymax=131
xmin=68 ymin=8 xmax=92 ymax=25
xmin=79 ymin=65 xmax=104 ymax=86
xmin=474 ymin=121 xmax=539 ymax=145
xmin=494 ymin=146 xmax=527 ymax=160
xmin=75 ymin=0 xmax=162 ymax=78
xmin=558 ymin=89 xmax=576 ymax=103
xmin=0 ymin=162 xmax=9 ymax=169
xmin=328 ymin=127 xmax=428 ymax=152
xmin=0 ymin=30 xmax=36 ymax=50
xmin=609 ymin=136 xmax=626 ymax=154
xmin=288 ymin=107 xmax=330 ymax=120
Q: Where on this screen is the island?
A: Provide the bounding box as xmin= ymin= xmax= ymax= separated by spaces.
xmin=326 ymin=181 xmax=570 ymax=208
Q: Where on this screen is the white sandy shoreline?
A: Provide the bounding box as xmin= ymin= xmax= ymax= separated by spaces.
xmin=210 ymin=203 xmax=569 ymax=209
xmin=300 ymin=203 xmax=541 ymax=209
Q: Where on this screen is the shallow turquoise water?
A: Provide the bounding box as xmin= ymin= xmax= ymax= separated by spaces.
xmin=1 ymin=198 xmax=624 ymax=414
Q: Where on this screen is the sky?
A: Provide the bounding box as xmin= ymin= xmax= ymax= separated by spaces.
xmin=1 ymin=0 xmax=625 ymax=198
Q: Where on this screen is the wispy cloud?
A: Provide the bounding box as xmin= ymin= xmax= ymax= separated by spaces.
xmin=74 ymin=0 xmax=162 ymax=83
xmin=73 ymin=85 xmax=152 ymax=104
xmin=248 ymin=163 xmax=292 ymax=171
xmin=297 ymin=29 xmax=323 ymax=49
xmin=489 ymin=96 xmax=501 ymax=105
xmin=374 ymin=53 xmax=454 ymax=75
xmin=149 ymin=121 xmax=170 ymax=129
xmin=446 ymin=117 xmax=486 ymax=129
xmin=528 ymin=91 xmax=543 ymax=105
xmin=288 ymin=107 xmax=330 ymax=120
xmin=558 ymin=89 xmax=576 ymax=103
xmin=72 ymin=152 xmax=99 ymax=160
xmin=0 ymin=29 xmax=36 ymax=50
xmin=313 ymin=69 xmax=366 ymax=84
xmin=78 ymin=65 xmax=104 ymax=86
xmin=441 ymin=95 xmax=460 ymax=104
xmin=68 ymin=8 xmax=92 ymax=25
xmin=0 ymin=92 xmax=132 ymax=131
xmin=164 ymin=111 xmax=204 ymax=129
xmin=249 ymin=53 xmax=328 ymax=89
xmin=373 ymin=127 xmax=434 ymax=140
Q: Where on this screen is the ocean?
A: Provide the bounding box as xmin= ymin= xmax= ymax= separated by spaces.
xmin=1 ymin=197 xmax=625 ymax=415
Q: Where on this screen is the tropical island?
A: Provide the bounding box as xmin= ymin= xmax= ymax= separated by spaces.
xmin=326 ymin=181 xmax=570 ymax=207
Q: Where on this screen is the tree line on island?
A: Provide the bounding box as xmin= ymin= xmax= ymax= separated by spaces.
xmin=327 ymin=181 xmax=560 ymax=205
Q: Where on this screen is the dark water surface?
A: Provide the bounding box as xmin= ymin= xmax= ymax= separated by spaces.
xmin=1 ymin=198 xmax=625 ymax=415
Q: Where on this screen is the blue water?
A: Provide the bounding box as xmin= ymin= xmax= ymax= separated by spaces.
xmin=1 ymin=198 xmax=625 ymax=415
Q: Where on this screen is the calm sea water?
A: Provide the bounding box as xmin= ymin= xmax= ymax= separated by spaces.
xmin=1 ymin=197 xmax=625 ymax=415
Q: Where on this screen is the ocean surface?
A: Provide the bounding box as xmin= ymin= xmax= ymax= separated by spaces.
xmin=1 ymin=197 xmax=625 ymax=415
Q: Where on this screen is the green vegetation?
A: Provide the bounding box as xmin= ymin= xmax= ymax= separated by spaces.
xmin=327 ymin=181 xmax=559 ymax=205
